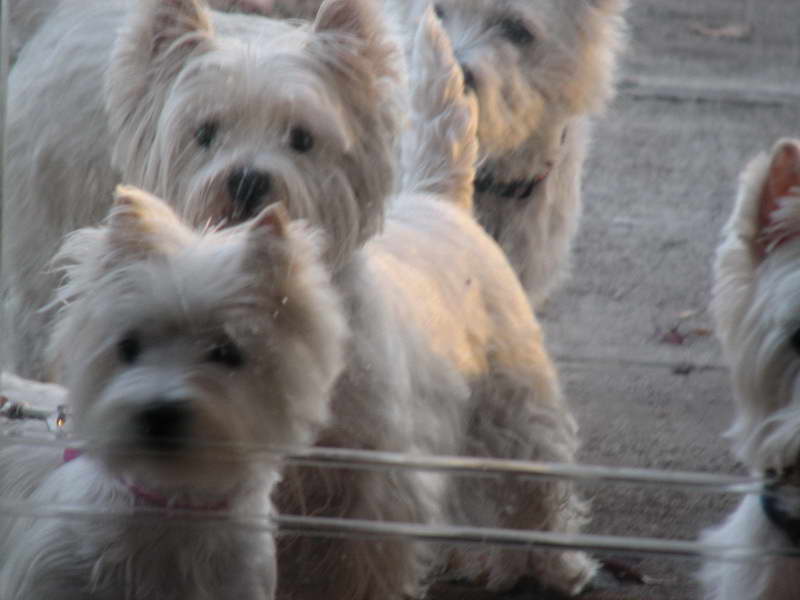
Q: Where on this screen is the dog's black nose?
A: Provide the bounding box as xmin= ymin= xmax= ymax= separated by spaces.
xmin=227 ymin=168 xmax=272 ymax=222
xmin=460 ymin=63 xmax=477 ymax=92
xmin=136 ymin=400 xmax=193 ymax=451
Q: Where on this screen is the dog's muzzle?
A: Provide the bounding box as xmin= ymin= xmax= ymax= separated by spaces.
xmin=761 ymin=467 xmax=800 ymax=545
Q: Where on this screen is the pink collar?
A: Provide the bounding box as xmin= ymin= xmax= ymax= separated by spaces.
xmin=63 ymin=447 xmax=82 ymax=463
xmin=63 ymin=448 xmax=231 ymax=512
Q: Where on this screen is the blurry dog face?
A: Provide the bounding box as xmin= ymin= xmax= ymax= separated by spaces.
xmin=48 ymin=187 xmax=347 ymax=497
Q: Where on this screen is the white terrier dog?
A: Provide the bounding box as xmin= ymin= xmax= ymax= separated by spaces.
xmin=0 ymin=185 xmax=348 ymax=600
xmin=3 ymin=0 xmax=396 ymax=379
xmin=701 ymin=139 xmax=800 ymax=599
xmin=274 ymin=6 xmax=596 ymax=600
xmin=385 ymin=0 xmax=629 ymax=305
xmin=3 ymin=0 xmax=595 ymax=597
xmin=264 ymin=0 xmax=628 ymax=305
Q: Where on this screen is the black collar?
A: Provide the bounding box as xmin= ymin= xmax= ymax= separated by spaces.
xmin=473 ymin=126 xmax=567 ymax=201
xmin=473 ymin=172 xmax=541 ymax=200
xmin=761 ymin=469 xmax=800 ymax=546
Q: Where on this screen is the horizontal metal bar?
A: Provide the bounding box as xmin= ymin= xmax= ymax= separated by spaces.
xmin=0 ymin=497 xmax=792 ymax=562
xmin=0 ymin=433 xmax=764 ymax=494
xmin=286 ymin=447 xmax=763 ymax=495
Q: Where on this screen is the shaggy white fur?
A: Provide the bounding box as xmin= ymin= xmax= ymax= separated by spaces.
xmin=0 ymin=187 xmax=348 ymax=599
xmin=2 ymin=1 xmax=596 ymax=597
xmin=389 ymin=0 xmax=628 ymax=306
xmin=7 ymin=0 xmax=275 ymax=61
xmin=274 ymin=7 xmax=595 ymax=599
xmin=701 ymin=139 xmax=800 ymax=600
xmin=275 ymin=0 xmax=629 ymax=305
xmin=2 ymin=0 xmax=396 ymax=378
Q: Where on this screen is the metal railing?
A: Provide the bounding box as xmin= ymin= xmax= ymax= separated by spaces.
xmin=0 ymin=433 xmax=779 ymax=562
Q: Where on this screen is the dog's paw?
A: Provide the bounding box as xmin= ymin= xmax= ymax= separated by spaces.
xmin=1 ymin=372 xmax=66 ymax=413
xmin=541 ymin=550 xmax=600 ymax=597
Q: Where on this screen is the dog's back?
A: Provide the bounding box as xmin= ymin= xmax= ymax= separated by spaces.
xmin=372 ymin=13 xmax=594 ymax=594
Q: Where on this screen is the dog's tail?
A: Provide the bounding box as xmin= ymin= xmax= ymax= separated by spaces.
xmin=400 ymin=7 xmax=478 ymax=212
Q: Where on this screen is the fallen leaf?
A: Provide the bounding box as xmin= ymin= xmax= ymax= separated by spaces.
xmin=689 ymin=22 xmax=752 ymax=41
xmin=660 ymin=327 xmax=686 ymax=345
xmin=673 ymin=363 xmax=695 ymax=376
xmin=602 ymin=558 xmax=649 ymax=585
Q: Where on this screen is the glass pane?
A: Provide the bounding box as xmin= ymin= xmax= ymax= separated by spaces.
xmin=1 ymin=3 xmax=799 ymax=600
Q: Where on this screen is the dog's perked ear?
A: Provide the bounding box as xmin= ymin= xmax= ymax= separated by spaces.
xmin=135 ymin=0 xmax=214 ymax=62
xmin=753 ymin=140 xmax=800 ymax=260
xmin=311 ymin=0 xmax=396 ymax=80
xmin=107 ymin=185 xmax=194 ymax=262
xmin=107 ymin=0 xmax=215 ymax=175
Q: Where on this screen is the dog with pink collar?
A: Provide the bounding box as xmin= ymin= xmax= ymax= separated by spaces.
xmin=0 ymin=187 xmax=348 ymax=600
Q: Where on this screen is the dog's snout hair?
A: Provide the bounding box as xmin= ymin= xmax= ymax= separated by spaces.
xmin=135 ymin=399 xmax=194 ymax=451
xmin=228 ymin=167 xmax=273 ymax=223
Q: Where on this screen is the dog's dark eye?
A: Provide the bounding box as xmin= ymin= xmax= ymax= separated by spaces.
xmin=207 ymin=338 xmax=245 ymax=369
xmin=289 ymin=127 xmax=314 ymax=153
xmin=195 ymin=120 xmax=219 ymax=149
xmin=433 ymin=4 xmax=445 ymax=19
xmin=499 ymin=18 xmax=535 ymax=46
xmin=789 ymin=329 xmax=800 ymax=354
xmin=118 ymin=332 xmax=141 ymax=364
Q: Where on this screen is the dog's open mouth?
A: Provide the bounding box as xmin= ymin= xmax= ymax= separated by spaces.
xmin=473 ymin=166 xmax=551 ymax=201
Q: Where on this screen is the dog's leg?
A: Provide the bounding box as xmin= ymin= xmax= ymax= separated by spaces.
xmin=277 ymin=462 xmax=442 ymax=600
xmin=445 ymin=368 xmax=597 ymax=597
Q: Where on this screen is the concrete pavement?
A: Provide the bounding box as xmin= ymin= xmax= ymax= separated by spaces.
xmin=540 ymin=1 xmax=797 ymax=598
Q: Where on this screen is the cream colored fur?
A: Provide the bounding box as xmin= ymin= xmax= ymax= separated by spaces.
xmin=2 ymin=0 xmax=396 ymax=378
xmin=2 ymin=0 xmax=595 ymax=597
xmin=0 ymin=187 xmax=348 ymax=599
xmin=267 ymin=0 xmax=628 ymax=306
xmin=275 ymin=8 xmax=595 ymax=599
